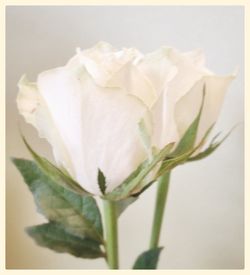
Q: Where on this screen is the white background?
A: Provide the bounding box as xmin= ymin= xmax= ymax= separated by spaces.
xmin=6 ymin=6 xmax=244 ymax=269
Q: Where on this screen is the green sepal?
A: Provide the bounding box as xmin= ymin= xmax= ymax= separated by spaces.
xmin=136 ymin=119 xmax=212 ymax=192
xmin=156 ymin=123 xmax=214 ymax=177
xmin=133 ymin=247 xmax=163 ymax=269
xmin=131 ymin=180 xmax=156 ymax=197
xmin=115 ymin=196 xmax=138 ymax=218
xmin=98 ymin=168 xmax=107 ymax=195
xmin=26 ymin=222 xmax=105 ymax=259
xmin=12 ymin=158 xmax=104 ymax=243
xmin=115 ymin=180 xmax=157 ymax=217
xmin=104 ymin=142 xmax=175 ymax=201
xmin=188 ymin=143 xmax=220 ymax=161
xmin=22 ymin=136 xmax=89 ymax=196
xmin=188 ymin=126 xmax=236 ymax=162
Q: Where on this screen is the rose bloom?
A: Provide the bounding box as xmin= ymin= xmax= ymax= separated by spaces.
xmin=17 ymin=42 xmax=234 ymax=195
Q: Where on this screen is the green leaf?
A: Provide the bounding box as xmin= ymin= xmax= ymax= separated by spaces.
xmin=104 ymin=142 xmax=175 ymax=201
xmin=26 ymin=222 xmax=105 ymax=259
xmin=22 ymin=136 xmax=89 ymax=196
xmin=12 ymin=158 xmax=104 ymax=243
xmin=133 ymin=247 xmax=163 ymax=269
xmin=98 ymin=168 xmax=106 ymax=195
xmin=172 ymin=85 xmax=206 ymax=156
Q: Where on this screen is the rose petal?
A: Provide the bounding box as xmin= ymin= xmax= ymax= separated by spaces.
xmin=137 ymin=47 xmax=178 ymax=96
xmin=151 ymin=48 xmax=212 ymax=149
xmin=174 ymin=74 xmax=235 ymax=144
xmin=75 ymin=42 xmax=157 ymax=108
xmin=167 ymin=48 xmax=209 ymax=102
xmin=78 ymin=41 xmax=139 ymax=87
xmin=17 ymin=75 xmax=74 ymax=174
xmin=37 ymin=66 xmax=152 ymax=195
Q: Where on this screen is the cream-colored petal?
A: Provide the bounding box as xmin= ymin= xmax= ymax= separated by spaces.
xmin=174 ymin=74 xmax=235 ymax=145
xmin=137 ymin=47 xmax=178 ymax=96
xmin=151 ymin=48 xmax=211 ymax=149
xmin=166 ymin=48 xmax=208 ymax=102
xmin=74 ymin=43 xmax=157 ymax=108
xmin=17 ymin=75 xmax=74 ymax=175
xmin=79 ymin=76 xmax=153 ymax=194
xmin=87 ymin=41 xmax=117 ymax=53
xmin=182 ymin=48 xmax=206 ymax=67
xmin=107 ymin=63 xmax=158 ymax=108
xmin=77 ymin=42 xmax=141 ymax=87
xmin=151 ymin=87 xmax=178 ymax=149
xmin=37 ymin=67 xmax=151 ymax=195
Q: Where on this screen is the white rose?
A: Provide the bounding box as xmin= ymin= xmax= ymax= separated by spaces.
xmin=17 ymin=41 xmax=235 ymax=195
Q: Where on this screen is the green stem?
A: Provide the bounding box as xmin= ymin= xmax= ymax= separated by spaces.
xmin=150 ymin=171 xmax=171 ymax=249
xmin=103 ymin=200 xmax=119 ymax=269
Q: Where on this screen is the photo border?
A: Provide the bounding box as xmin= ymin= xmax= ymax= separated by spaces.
xmin=1 ymin=0 xmax=248 ymax=274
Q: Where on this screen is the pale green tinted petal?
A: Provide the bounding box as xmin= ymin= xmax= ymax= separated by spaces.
xmin=37 ymin=67 xmax=152 ymax=195
xmin=174 ymin=74 xmax=235 ymax=145
xmin=17 ymin=75 xmax=40 ymax=126
xmin=17 ymin=75 xmax=74 ymax=175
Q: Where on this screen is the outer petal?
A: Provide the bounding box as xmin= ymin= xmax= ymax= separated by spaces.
xmin=151 ymin=86 xmax=178 ymax=148
xmin=17 ymin=75 xmax=40 ymax=126
xmin=17 ymin=76 xmax=74 ymax=174
xmin=37 ymin=66 xmax=152 ymax=195
xmin=174 ymin=74 xmax=235 ymax=145
xmin=151 ymin=48 xmax=211 ymax=149
xmin=166 ymin=48 xmax=209 ymax=101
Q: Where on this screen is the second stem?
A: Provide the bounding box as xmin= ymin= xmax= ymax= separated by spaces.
xmin=150 ymin=171 xmax=171 ymax=249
